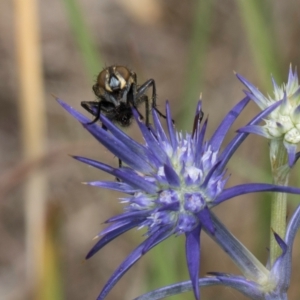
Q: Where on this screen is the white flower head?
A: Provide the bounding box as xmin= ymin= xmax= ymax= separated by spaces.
xmin=237 ymin=66 xmax=300 ymax=166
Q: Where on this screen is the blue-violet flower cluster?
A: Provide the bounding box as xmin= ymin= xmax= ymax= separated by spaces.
xmin=58 ymin=86 xmax=300 ymax=300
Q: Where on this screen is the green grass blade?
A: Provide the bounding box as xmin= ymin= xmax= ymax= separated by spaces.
xmin=180 ymin=0 xmax=214 ymax=130
xmin=63 ymin=0 xmax=102 ymax=80
xmin=237 ymin=0 xmax=283 ymax=88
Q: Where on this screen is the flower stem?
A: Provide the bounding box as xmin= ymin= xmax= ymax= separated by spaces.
xmin=269 ymin=140 xmax=289 ymax=266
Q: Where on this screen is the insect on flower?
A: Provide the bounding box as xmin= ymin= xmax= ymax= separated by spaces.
xmin=81 ymin=65 xmax=178 ymax=171
xmin=81 ymin=65 xmax=168 ymax=127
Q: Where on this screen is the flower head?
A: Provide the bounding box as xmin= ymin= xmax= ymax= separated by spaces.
xmin=237 ymin=66 xmax=300 ymax=166
xmin=58 ymin=96 xmax=298 ymax=300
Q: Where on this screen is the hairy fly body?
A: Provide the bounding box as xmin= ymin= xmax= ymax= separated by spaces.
xmin=81 ymin=65 xmax=170 ymax=175
xmin=81 ymin=65 xmax=166 ymax=128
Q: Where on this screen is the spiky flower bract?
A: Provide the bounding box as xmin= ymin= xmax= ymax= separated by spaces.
xmin=136 ymin=204 xmax=300 ymax=300
xmin=58 ymin=97 xmax=300 ymax=300
xmin=237 ymin=66 xmax=300 ymax=166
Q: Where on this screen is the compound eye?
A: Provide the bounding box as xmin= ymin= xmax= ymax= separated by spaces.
xmin=92 ymin=83 xmax=100 ymax=97
xmin=115 ymin=66 xmax=131 ymax=81
xmin=97 ymin=68 xmax=108 ymax=89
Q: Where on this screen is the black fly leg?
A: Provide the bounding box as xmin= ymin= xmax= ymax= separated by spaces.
xmin=115 ymin=119 xmax=122 ymax=181
xmin=137 ymin=79 xmax=174 ymax=124
xmin=127 ymin=83 xmax=145 ymax=122
xmin=81 ymin=101 xmax=102 ymax=124
xmin=199 ymin=110 xmax=204 ymax=123
xmin=143 ymin=95 xmax=150 ymax=126
xmin=116 ymin=160 xmax=122 ymax=182
xmin=81 ymin=100 xmax=117 ymax=125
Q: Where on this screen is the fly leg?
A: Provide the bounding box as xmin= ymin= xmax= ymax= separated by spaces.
xmin=136 ymin=79 xmax=175 ymax=125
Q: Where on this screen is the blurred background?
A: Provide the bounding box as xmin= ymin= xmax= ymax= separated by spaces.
xmin=1 ymin=0 xmax=300 ymax=299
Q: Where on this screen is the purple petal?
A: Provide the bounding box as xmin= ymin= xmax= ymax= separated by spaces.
xmin=166 ymin=101 xmax=177 ymax=149
xmin=210 ymin=96 xmax=251 ymax=151
xmin=214 ymin=183 xmax=300 ymax=205
xmin=133 ymin=277 xmax=221 ymax=300
xmin=164 ymin=164 xmax=180 ymax=186
xmin=287 ymin=65 xmax=297 ymax=90
xmin=273 ymin=232 xmax=287 ymax=256
xmin=270 ymin=205 xmax=300 ymax=290
xmin=142 ymin=226 xmax=173 ymax=254
xmin=85 ymin=181 xmax=138 ymax=194
xmin=99 ymin=113 xmax=154 ymax=162
xmin=295 ymin=151 xmax=300 ymax=164
xmin=238 ymin=125 xmax=270 ymax=138
xmin=86 ymin=220 xmax=140 ymax=259
xmin=157 ymin=201 xmax=180 ymax=212
xmin=206 ymin=212 xmax=266 ymax=280
xmin=195 ymin=101 xmax=203 ymax=117
xmin=194 ymin=118 xmax=208 ymax=167
xmin=57 ymin=98 xmax=92 ymax=123
xmin=191 ymin=100 xmax=203 ymax=138
xmin=133 ymin=274 xmax=262 ymax=300
xmin=106 ymin=210 xmax=152 ymax=223
xmin=272 ymin=76 xmax=280 ymax=91
xmin=72 ymin=156 xmax=115 ymax=175
xmin=280 ymin=91 xmax=288 ymax=110
xmin=271 ymin=205 xmax=300 ymax=287
xmin=288 ymin=65 xmax=294 ymax=82
xmin=198 ymin=207 xmax=214 ymax=234
xmin=292 ymin=104 xmax=300 ymax=122
xmin=285 ymin=205 xmax=300 ymax=247
xmin=113 ymin=168 xmax=158 ymax=194
xmin=185 ymin=226 xmax=201 ymax=300
xmin=217 ymin=100 xmax=283 ymax=174
xmin=82 ymin=123 xmax=154 ymax=173
xmin=195 ymin=101 xmax=203 ymax=127
xmin=100 ymin=219 xmax=136 ymax=236
xmin=133 ymin=109 xmax=168 ymax=164
xmin=97 ymin=228 xmax=173 ymax=300
xmin=271 ymin=205 xmax=300 ymax=291
xmin=213 ymin=274 xmax=262 ymax=299
xmin=152 ymin=109 xmax=168 ymax=143
xmin=200 ymin=161 xmax=221 ymax=188
xmin=283 ymin=141 xmax=297 ymax=167
xmin=236 ymin=74 xmax=266 ymax=107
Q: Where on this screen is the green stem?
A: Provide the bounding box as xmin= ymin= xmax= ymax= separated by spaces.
xmin=269 ymin=139 xmax=290 ymax=266
xmin=63 ymin=0 xmax=102 ymax=81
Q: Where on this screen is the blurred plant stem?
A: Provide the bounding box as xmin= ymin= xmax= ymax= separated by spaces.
xmin=269 ymin=140 xmax=289 ymax=266
xmin=43 ymin=205 xmax=64 ymax=300
xmin=236 ymin=0 xmax=283 ymax=87
xmin=13 ymin=0 xmax=55 ymax=299
xmin=180 ymin=0 xmax=214 ymax=131
xmin=63 ymin=0 xmax=102 ymax=81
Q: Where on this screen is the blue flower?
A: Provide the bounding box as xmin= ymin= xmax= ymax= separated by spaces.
xmin=237 ymin=66 xmax=300 ymax=166
xmin=58 ymin=97 xmax=300 ymax=300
